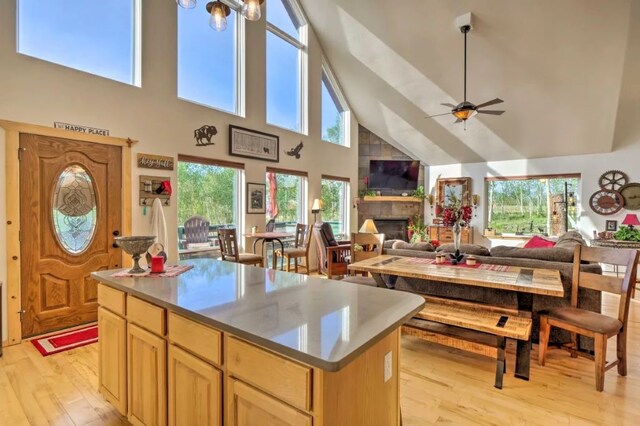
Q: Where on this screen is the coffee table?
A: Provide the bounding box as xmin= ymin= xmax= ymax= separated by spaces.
xmin=348 ymin=255 xmax=564 ymax=381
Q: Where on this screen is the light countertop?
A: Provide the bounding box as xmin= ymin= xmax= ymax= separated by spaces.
xmin=92 ymin=259 xmax=424 ymax=371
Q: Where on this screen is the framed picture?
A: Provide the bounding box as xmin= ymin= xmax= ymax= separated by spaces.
xmin=247 ymin=182 xmax=266 ymax=214
xmin=229 ymin=125 xmax=279 ymax=162
xmin=436 ymin=177 xmax=471 ymax=212
xmin=605 ymin=220 xmax=618 ymax=232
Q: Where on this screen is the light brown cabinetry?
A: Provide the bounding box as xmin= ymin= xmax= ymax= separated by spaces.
xmin=98 ymin=306 xmax=127 ymax=415
xmin=228 ymin=379 xmax=312 ymax=426
xmin=168 ymin=345 xmax=222 ymax=426
xmin=127 ymin=324 xmax=167 ymax=426
xmin=428 ymin=225 xmax=474 ymax=244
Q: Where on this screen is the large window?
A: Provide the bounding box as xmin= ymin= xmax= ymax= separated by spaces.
xmin=266 ymin=169 xmax=308 ymax=229
xmin=266 ymin=0 xmax=307 ymax=133
xmin=486 ymin=175 xmax=580 ymax=237
xmin=177 ymin=156 xmax=244 ymax=250
xmin=178 ymin=2 xmax=242 ymax=113
xmin=17 ymin=0 xmax=140 ymax=86
xmin=321 ymin=176 xmax=350 ymax=240
xmin=321 ymin=65 xmax=349 ymax=146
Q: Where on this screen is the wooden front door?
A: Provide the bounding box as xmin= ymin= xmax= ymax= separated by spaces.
xmin=20 ymin=133 xmax=122 ymax=337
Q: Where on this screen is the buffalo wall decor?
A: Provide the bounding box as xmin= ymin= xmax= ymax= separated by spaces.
xmin=194 ymin=125 xmax=217 ymax=146
xmin=229 ymin=125 xmax=279 ymax=162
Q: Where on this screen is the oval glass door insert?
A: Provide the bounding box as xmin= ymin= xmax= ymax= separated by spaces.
xmin=52 ymin=164 xmax=98 ymax=254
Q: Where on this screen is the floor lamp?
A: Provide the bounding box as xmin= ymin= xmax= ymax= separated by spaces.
xmin=311 ymin=199 xmax=323 ymax=223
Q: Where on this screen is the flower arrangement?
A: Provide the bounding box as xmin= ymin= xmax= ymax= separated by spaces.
xmin=441 ymin=194 xmax=474 ymax=227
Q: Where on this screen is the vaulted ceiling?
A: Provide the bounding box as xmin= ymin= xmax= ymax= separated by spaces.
xmin=300 ymin=0 xmax=637 ymax=165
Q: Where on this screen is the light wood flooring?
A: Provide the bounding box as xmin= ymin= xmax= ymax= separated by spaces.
xmin=0 ymin=293 xmax=638 ymax=425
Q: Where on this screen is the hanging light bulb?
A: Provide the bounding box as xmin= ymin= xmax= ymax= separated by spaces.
xmin=176 ymin=0 xmax=197 ymax=9
xmin=241 ymin=0 xmax=264 ymax=21
xmin=206 ymin=1 xmax=231 ymax=32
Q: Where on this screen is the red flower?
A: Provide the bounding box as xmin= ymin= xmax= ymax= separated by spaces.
xmin=430 ymin=239 xmax=440 ymax=249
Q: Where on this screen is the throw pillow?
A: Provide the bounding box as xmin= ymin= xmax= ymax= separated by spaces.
xmin=523 ymin=235 xmax=555 ymax=249
xmin=436 ymin=243 xmax=491 ymax=256
xmin=391 ymin=241 xmax=434 ymax=251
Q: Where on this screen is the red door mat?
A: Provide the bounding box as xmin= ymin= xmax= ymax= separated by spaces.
xmin=31 ymin=325 xmax=98 ymax=356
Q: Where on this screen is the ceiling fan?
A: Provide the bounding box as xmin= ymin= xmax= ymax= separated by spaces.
xmin=427 ymin=24 xmax=505 ymax=125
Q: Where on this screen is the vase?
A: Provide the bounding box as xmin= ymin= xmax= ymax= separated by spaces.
xmin=451 ymin=222 xmax=464 ymax=262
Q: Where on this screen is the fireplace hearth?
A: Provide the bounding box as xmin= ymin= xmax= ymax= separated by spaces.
xmin=373 ymin=218 xmax=410 ymax=242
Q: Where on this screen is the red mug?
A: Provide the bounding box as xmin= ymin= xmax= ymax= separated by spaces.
xmin=150 ymin=255 xmax=164 ymax=273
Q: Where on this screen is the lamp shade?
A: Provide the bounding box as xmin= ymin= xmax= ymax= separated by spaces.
xmin=311 ymin=198 xmax=324 ymax=212
xmin=359 ymin=219 xmax=379 ymax=233
xmin=622 ymin=213 xmax=640 ymax=227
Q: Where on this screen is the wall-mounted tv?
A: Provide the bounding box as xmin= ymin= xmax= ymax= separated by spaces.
xmin=369 ymin=160 xmax=420 ymax=190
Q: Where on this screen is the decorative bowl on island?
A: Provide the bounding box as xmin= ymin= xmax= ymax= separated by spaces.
xmin=114 ymin=236 xmax=157 ymax=274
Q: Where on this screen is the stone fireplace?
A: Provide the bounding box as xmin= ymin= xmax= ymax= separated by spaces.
xmin=373 ymin=218 xmax=410 ymax=242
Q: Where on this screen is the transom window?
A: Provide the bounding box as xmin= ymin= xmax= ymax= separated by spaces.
xmin=17 ymin=0 xmax=141 ymax=86
xmin=485 ymin=174 xmax=580 ymax=237
xmin=266 ymin=0 xmax=307 ymax=133
xmin=178 ymin=2 xmax=243 ymax=114
xmin=321 ymin=64 xmax=350 ymax=146
xmin=321 ymin=176 xmax=350 ymax=240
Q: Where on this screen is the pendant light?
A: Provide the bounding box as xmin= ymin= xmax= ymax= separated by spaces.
xmin=241 ymin=0 xmax=264 ymax=21
xmin=176 ymin=0 xmax=197 ymax=9
xmin=207 ymin=1 xmax=231 ymax=32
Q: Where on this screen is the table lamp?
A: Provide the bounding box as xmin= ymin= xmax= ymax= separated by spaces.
xmin=359 ymin=219 xmax=379 ymax=233
xmin=311 ymin=199 xmax=324 ymax=223
xmin=622 ymin=213 xmax=640 ymax=229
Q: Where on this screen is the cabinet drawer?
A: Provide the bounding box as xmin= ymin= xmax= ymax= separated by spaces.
xmin=227 ymin=337 xmax=312 ymax=412
xmin=168 ymin=312 xmax=222 ymax=366
xmin=98 ymin=284 xmax=126 ymax=316
xmin=128 ymin=296 xmax=166 ymax=336
xmin=229 ymin=379 xmax=312 ymax=426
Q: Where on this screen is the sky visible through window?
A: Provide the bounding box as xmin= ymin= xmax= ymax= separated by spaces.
xmin=321 ymin=75 xmax=344 ymax=144
xmin=178 ymin=3 xmax=237 ymax=113
xmin=18 ymin=0 xmax=135 ymax=84
xmin=267 ymin=0 xmax=302 ymax=132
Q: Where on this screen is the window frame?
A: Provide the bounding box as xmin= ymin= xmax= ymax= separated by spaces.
xmin=266 ymin=0 xmax=308 ymax=134
xmin=483 ymin=173 xmax=581 ymax=237
xmin=16 ymin=0 xmax=142 ymax=87
xmin=321 ymin=176 xmax=351 ymax=240
xmin=265 ymin=168 xmax=308 ymax=225
xmin=177 ymin=1 xmax=245 ymax=116
xmin=321 ymin=60 xmax=351 ymax=147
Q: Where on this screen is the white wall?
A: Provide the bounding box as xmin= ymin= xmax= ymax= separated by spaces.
xmin=0 ymin=1 xmax=359 ymax=341
xmin=426 ymin=140 xmax=640 ymax=247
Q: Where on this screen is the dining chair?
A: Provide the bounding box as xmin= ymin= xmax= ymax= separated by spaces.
xmin=217 ymin=228 xmax=264 ymax=267
xmin=275 ymin=224 xmax=312 ymax=274
xmin=538 ymin=245 xmax=639 ymax=391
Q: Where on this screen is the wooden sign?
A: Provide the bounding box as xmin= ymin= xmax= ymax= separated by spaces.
xmin=54 ymin=121 xmax=109 ymax=136
xmin=137 ymin=153 xmax=175 ymax=171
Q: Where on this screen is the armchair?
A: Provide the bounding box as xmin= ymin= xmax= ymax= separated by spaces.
xmin=312 ymin=222 xmax=351 ymax=279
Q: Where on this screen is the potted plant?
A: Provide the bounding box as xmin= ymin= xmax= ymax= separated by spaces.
xmin=408 ymin=215 xmax=427 ymax=243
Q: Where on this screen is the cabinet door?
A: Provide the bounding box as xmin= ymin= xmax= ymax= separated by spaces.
xmin=128 ymin=323 xmax=166 ymax=426
xmin=228 ymin=379 xmax=311 ymax=426
xmin=168 ymin=345 xmax=222 ymax=426
xmin=98 ymin=307 xmax=127 ymax=415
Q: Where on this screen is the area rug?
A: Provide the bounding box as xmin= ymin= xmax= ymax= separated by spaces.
xmin=31 ymin=325 xmax=98 ymax=356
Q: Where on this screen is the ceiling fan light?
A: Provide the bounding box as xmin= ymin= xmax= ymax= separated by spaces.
xmin=176 ymin=0 xmax=197 ymax=9
xmin=207 ymin=1 xmax=230 ymax=32
xmin=453 ymin=108 xmax=477 ymax=120
xmin=242 ymin=0 xmax=263 ymax=21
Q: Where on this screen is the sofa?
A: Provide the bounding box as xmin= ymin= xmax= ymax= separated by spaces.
xmin=382 ymin=232 xmax=601 ymax=351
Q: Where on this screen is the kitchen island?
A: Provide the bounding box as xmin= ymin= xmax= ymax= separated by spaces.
xmin=93 ymin=259 xmax=424 ymax=426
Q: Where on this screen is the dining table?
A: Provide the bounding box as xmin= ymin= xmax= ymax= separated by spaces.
xmin=243 ymin=231 xmax=294 ymax=269
xmin=348 ymin=255 xmax=564 ymax=381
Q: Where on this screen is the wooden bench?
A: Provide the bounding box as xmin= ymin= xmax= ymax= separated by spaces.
xmin=402 ymin=296 xmax=532 ymax=389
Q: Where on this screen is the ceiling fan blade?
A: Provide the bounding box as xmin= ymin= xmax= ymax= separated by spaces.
xmin=425 ymin=112 xmax=452 ymax=118
xmin=454 ymin=118 xmax=463 ymax=123
xmin=477 ymin=110 xmax=505 ymax=115
xmin=440 ymin=103 xmax=456 ymax=108
xmin=475 ymin=98 xmax=504 ymax=109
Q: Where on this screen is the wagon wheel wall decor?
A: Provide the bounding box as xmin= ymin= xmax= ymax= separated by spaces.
xmin=599 ymin=170 xmax=628 ymax=191
xmin=589 ymin=189 xmax=624 ymax=215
